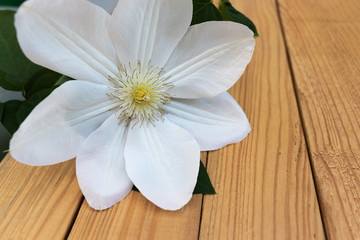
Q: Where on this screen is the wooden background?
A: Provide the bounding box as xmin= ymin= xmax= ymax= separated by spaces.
xmin=1 ymin=0 xmax=359 ymax=239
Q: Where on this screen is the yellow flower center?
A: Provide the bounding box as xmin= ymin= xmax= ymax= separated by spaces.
xmin=134 ymin=88 xmax=150 ymax=104
xmin=108 ymin=62 xmax=172 ymax=126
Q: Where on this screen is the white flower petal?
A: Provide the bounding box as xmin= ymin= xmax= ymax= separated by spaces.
xmin=165 ymin=93 xmax=251 ymax=151
xmin=124 ymin=119 xmax=200 ymax=210
xmin=10 ymin=81 xmax=117 ymax=166
xmin=164 ymin=21 xmax=255 ymax=98
xmin=76 ymin=114 xmax=133 ymax=210
xmin=109 ymin=0 xmax=192 ymax=68
xmin=15 ymin=0 xmax=118 ymax=84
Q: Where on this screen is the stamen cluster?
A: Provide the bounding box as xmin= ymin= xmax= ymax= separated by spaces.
xmin=108 ymin=62 xmax=173 ymax=126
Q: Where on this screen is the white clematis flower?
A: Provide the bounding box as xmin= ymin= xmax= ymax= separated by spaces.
xmin=10 ymin=0 xmax=255 ymax=210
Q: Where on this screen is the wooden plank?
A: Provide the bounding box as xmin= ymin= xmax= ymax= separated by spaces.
xmin=277 ymin=0 xmax=360 ymax=238
xmin=68 ymin=152 xmax=207 ymax=240
xmin=0 ymin=154 xmax=83 ymax=239
xmin=199 ymin=0 xmax=325 ymax=239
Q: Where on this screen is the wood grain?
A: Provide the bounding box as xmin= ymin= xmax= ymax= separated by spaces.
xmin=199 ymin=0 xmax=325 ymax=239
xmin=0 ymin=154 xmax=83 ymax=239
xmin=278 ymin=0 xmax=360 ymax=238
xmin=67 ymin=152 xmax=207 ymax=240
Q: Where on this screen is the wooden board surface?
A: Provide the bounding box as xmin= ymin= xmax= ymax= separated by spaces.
xmin=278 ymin=0 xmax=360 ymax=238
xmin=0 ymin=154 xmax=83 ymax=239
xmin=199 ymin=0 xmax=325 ymax=239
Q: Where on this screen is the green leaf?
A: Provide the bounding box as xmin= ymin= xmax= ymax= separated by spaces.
xmin=219 ymin=0 xmax=259 ymax=37
xmin=0 ymin=0 xmax=25 ymax=6
xmin=193 ymin=161 xmax=216 ymax=194
xmin=24 ymin=69 xmax=62 ymax=98
xmin=15 ymin=102 xmax=32 ymax=126
xmin=1 ymin=100 xmax=22 ymax=135
xmin=132 ymin=161 xmax=216 ymax=195
xmin=0 ymin=10 xmax=43 ymax=92
xmin=16 ymin=89 xmax=52 ymax=124
xmin=0 ymin=102 xmax=4 ymax=120
xmin=52 ymin=75 xmax=72 ymax=90
xmin=191 ymin=0 xmax=222 ymax=25
xmin=1 ymin=89 xmax=52 ymax=135
xmin=131 ymin=185 xmax=139 ymax=192
xmin=0 ymin=71 xmax=66 ymax=135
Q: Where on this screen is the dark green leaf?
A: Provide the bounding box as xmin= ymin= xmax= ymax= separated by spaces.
xmin=0 ymin=102 xmax=4 ymax=120
xmin=1 ymin=100 xmax=22 ymax=135
xmin=27 ymin=88 xmax=52 ymax=106
xmin=16 ymin=89 xmax=52 ymax=124
xmin=219 ymin=0 xmax=259 ymax=37
xmin=1 ymin=89 xmax=52 ymax=135
xmin=191 ymin=0 xmax=222 ymax=25
xmin=52 ymin=75 xmax=72 ymax=90
xmin=193 ymin=161 xmax=216 ymax=194
xmin=24 ymin=69 xmax=62 ymax=98
xmin=15 ymin=102 xmax=32 ymax=126
xmin=0 ymin=0 xmax=25 ymax=6
xmin=132 ymin=161 xmax=216 ymax=195
xmin=0 ymin=10 xmax=43 ymax=92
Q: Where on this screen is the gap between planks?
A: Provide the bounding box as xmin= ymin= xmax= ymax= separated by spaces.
xmin=274 ymin=0 xmax=329 ymax=238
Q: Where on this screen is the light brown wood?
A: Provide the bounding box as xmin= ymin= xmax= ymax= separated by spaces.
xmin=0 ymin=154 xmax=83 ymax=239
xmin=278 ymin=0 xmax=360 ymax=238
xmin=67 ymin=152 xmax=207 ymax=240
xmin=199 ymin=0 xmax=325 ymax=239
